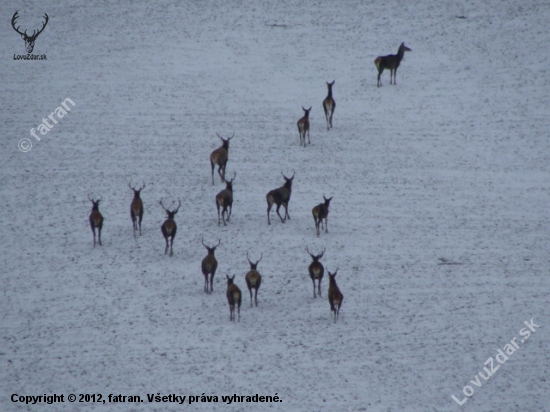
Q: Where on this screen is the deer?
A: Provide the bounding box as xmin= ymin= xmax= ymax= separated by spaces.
xmin=11 ymin=11 xmax=49 ymax=54
xmin=129 ymin=182 xmax=145 ymax=236
xmin=322 ymin=81 xmax=336 ymax=130
xmin=201 ymin=238 xmax=220 ymax=293
xmin=374 ymin=42 xmax=412 ymax=87
xmin=297 ymin=106 xmax=311 ymax=147
xmin=327 ymin=268 xmax=344 ymax=322
xmin=245 ymin=252 xmax=262 ymax=307
xmin=266 ymin=171 xmax=295 ymax=225
xmin=307 ymin=247 xmax=325 ymax=298
xmin=226 ymin=275 xmax=242 ymax=322
xmin=88 ymin=195 xmax=103 ymax=247
xmin=216 ymin=172 xmax=236 ymax=226
xmin=210 ymin=132 xmax=234 ymax=185
xmin=159 ymin=199 xmax=180 ymax=256
xmin=312 ymin=196 xmax=333 ymax=236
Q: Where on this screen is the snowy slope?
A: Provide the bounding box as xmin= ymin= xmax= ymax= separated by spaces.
xmin=1 ymin=0 xmax=549 ymax=411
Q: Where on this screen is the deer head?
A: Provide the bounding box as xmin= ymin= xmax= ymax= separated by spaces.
xmin=12 ymin=11 xmax=49 ymax=54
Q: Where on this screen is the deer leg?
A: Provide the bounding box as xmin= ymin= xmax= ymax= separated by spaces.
xmin=164 ymin=237 xmax=169 ymax=254
xmin=254 ymin=288 xmax=258 ymax=307
xmin=249 ymin=288 xmax=253 ymax=307
xmin=312 ymin=279 xmax=317 ymax=298
xmin=92 ymin=228 xmax=96 ymax=247
xmin=267 ymin=201 xmax=273 ymax=225
xmin=325 ymin=217 xmax=328 ymax=233
xmin=211 ymin=161 xmax=215 ymax=185
xmin=217 ymin=203 xmax=221 ymax=226
xmin=139 ymin=212 xmax=143 ymax=236
xmin=275 ymin=204 xmax=285 ymax=223
xmin=284 ymin=203 xmax=290 ymax=220
xmin=307 ymin=129 xmax=310 ymax=145
xmin=318 ymin=280 xmax=322 ymax=297
xmin=204 ymin=275 xmax=208 ymax=293
xmin=98 ymin=227 xmax=102 ymax=246
xmin=227 ymin=204 xmax=232 ymax=222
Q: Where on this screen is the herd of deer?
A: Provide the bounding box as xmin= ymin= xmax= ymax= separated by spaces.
xmin=87 ymin=42 xmax=411 ymax=322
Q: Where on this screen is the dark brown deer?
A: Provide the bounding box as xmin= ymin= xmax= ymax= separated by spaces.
xmin=327 ymin=268 xmax=344 ymax=322
xmin=322 ymin=81 xmax=336 ymax=130
xmin=297 ymin=106 xmax=311 ymax=147
xmin=210 ymin=132 xmax=234 ymax=185
xmin=312 ymin=196 xmax=333 ymax=236
xmin=88 ymin=195 xmax=103 ymax=247
xmin=307 ymin=247 xmax=325 ymax=298
xmin=245 ymin=252 xmax=262 ymax=307
xmin=266 ymin=171 xmax=295 ymax=225
xmin=159 ymin=200 xmax=180 ymax=256
xmin=11 ymin=11 xmax=49 ymax=54
xmin=226 ymin=275 xmax=242 ymax=322
xmin=201 ymin=238 xmax=220 ymax=293
xmin=216 ymin=172 xmax=236 ymax=226
xmin=129 ymin=182 xmax=145 ymax=236
xmin=374 ymin=42 xmax=411 ymax=87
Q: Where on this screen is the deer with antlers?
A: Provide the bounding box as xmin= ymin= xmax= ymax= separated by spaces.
xmin=297 ymin=106 xmax=311 ymax=147
xmin=129 ymin=182 xmax=145 ymax=236
xmin=374 ymin=42 xmax=412 ymax=87
xmin=210 ymin=133 xmax=234 ymax=185
xmin=88 ymin=195 xmax=103 ymax=247
xmin=226 ymin=275 xmax=242 ymax=322
xmin=328 ymin=268 xmax=344 ymax=322
xmin=307 ymin=247 xmax=325 ymax=298
xmin=322 ymin=81 xmax=336 ymax=130
xmin=201 ymin=238 xmax=220 ymax=293
xmin=159 ymin=200 xmax=180 ymax=256
xmin=312 ymin=196 xmax=333 ymax=236
xmin=266 ymin=171 xmax=295 ymax=225
xmin=216 ymin=172 xmax=236 ymax=226
xmin=245 ymin=252 xmax=262 ymax=307
xmin=11 ymin=11 xmax=49 ymax=54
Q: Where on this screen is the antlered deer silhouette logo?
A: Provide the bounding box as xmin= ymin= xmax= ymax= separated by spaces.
xmin=11 ymin=11 xmax=49 ymax=54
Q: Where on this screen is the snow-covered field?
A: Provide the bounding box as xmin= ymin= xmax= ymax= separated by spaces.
xmin=1 ymin=0 xmax=549 ymax=410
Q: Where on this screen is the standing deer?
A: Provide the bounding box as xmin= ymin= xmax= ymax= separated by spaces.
xmin=322 ymin=81 xmax=336 ymax=130
xmin=307 ymin=247 xmax=325 ymax=298
xmin=374 ymin=42 xmax=412 ymax=87
xmin=327 ymin=268 xmax=344 ymax=322
xmin=226 ymin=275 xmax=242 ymax=322
xmin=266 ymin=171 xmax=295 ymax=225
xmin=245 ymin=252 xmax=262 ymax=307
xmin=216 ymin=172 xmax=236 ymax=226
xmin=11 ymin=11 xmax=49 ymax=54
xmin=201 ymin=238 xmax=220 ymax=293
xmin=159 ymin=200 xmax=180 ymax=256
xmin=297 ymin=106 xmax=311 ymax=147
xmin=210 ymin=133 xmax=234 ymax=185
xmin=88 ymin=195 xmax=103 ymax=247
xmin=129 ymin=182 xmax=145 ymax=236
xmin=312 ymin=196 xmax=333 ymax=236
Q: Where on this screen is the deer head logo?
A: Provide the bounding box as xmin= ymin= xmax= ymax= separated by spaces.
xmin=11 ymin=11 xmax=49 ymax=54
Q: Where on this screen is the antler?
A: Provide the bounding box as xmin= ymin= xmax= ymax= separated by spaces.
xmin=11 ymin=11 xmax=25 ymax=36
xmin=216 ymin=132 xmax=235 ymax=141
xmin=173 ymin=200 xmax=181 ymax=213
xmin=318 ymin=246 xmax=326 ymax=259
xmin=129 ymin=181 xmax=146 ymax=191
xmin=158 ymin=199 xmax=169 ymax=212
xmin=282 ymin=170 xmax=296 ymax=180
xmin=306 ymin=246 xmax=315 ymax=259
xmin=246 ymin=252 xmax=263 ymax=266
xmin=30 ymin=13 xmax=48 ymax=39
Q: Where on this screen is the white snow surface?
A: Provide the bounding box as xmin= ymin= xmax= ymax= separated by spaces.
xmin=1 ymin=0 xmax=549 ymax=411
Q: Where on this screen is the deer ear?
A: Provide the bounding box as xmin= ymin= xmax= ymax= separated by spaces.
xmin=21 ymin=34 xmax=26 ymax=39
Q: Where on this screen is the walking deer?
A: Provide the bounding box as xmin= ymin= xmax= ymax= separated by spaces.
xmin=266 ymin=171 xmax=295 ymax=225
xmin=312 ymin=196 xmax=333 ymax=236
xmin=216 ymin=172 xmax=236 ymax=226
xmin=159 ymin=200 xmax=180 ymax=256
xmin=327 ymin=268 xmax=344 ymax=322
xmin=226 ymin=275 xmax=242 ymax=321
xmin=245 ymin=252 xmax=262 ymax=307
xmin=129 ymin=182 xmax=145 ymax=236
xmin=88 ymin=195 xmax=103 ymax=247
xmin=322 ymin=81 xmax=336 ymax=130
xmin=210 ymin=133 xmax=234 ymax=185
xmin=374 ymin=42 xmax=411 ymax=87
xmin=297 ymin=106 xmax=311 ymax=146
xmin=307 ymin=246 xmax=325 ymax=298
xmin=201 ymin=238 xmax=220 ymax=293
